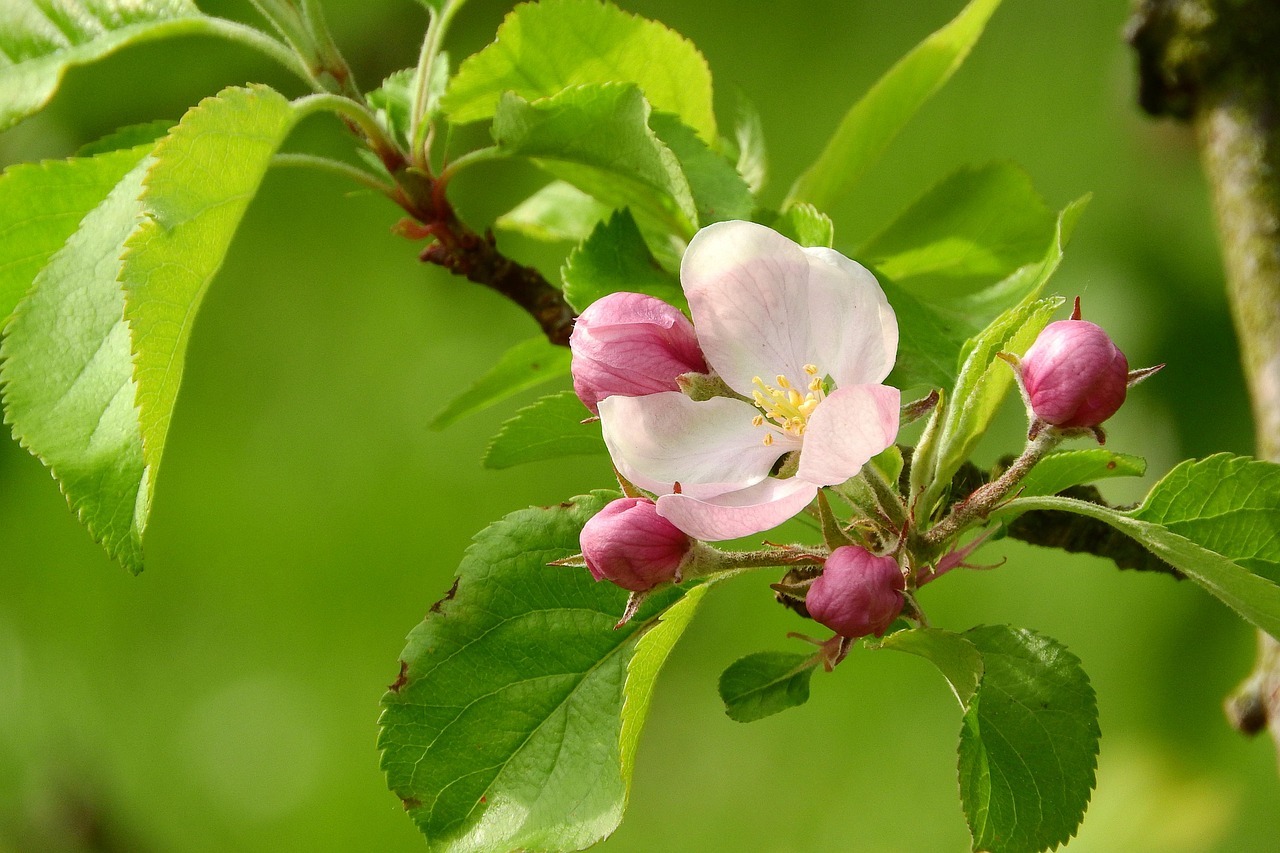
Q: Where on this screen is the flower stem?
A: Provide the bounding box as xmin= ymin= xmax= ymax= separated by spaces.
xmin=925 ymin=429 xmax=1060 ymax=546
xmin=270 ymin=153 xmax=395 ymax=194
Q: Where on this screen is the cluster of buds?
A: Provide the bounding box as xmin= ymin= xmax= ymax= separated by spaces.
xmin=557 ymin=221 xmax=1161 ymax=662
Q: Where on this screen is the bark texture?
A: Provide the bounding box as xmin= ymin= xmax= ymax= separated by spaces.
xmin=1128 ymin=0 xmax=1280 ymax=764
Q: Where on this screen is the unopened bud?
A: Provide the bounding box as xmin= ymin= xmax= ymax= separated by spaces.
xmin=1018 ymin=299 xmax=1130 ymax=430
xmin=580 ymin=497 xmax=693 ymax=592
xmin=805 ymin=546 xmax=905 ymax=639
xmin=569 ymin=292 xmax=708 ymax=414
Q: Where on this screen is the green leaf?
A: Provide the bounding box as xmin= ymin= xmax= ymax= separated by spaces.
xmin=994 ymin=488 xmax=1280 ymax=638
xmin=718 ymin=651 xmax=816 ymax=723
xmin=430 ymin=336 xmax=572 ymax=430
xmin=0 ymin=0 xmax=203 ymax=132
xmin=860 ymin=163 xmax=1056 ymax=300
xmin=121 ymin=85 xmax=298 ymax=495
xmin=378 ymin=492 xmax=706 ymax=852
xmin=443 ymin=0 xmax=716 ymax=142
xmin=649 ymin=112 xmax=752 ymax=226
xmin=730 ymin=94 xmax=767 ymax=196
xmin=492 ymin=84 xmax=696 ymax=235
xmin=0 ymin=144 xmax=152 ymax=328
xmin=770 ymin=203 xmax=834 ymax=249
xmin=1131 ymin=454 xmax=1280 ymax=583
xmin=483 ymin=391 xmax=606 ymax=470
xmin=786 ymin=0 xmax=1003 ymax=209
xmin=495 ymin=181 xmax=611 ymax=243
xmin=1 ymin=153 xmax=153 ymax=574
xmin=885 ymin=193 xmax=1088 ymax=393
xmin=367 ymin=67 xmax=415 ymax=150
xmin=958 ymin=626 xmax=1098 ymax=853
xmin=874 ymin=627 xmax=982 ymax=708
xmin=621 ymin=583 xmax=710 ymax=777
xmin=913 ymin=296 xmax=1063 ymax=521
xmin=561 ymin=209 xmax=684 ymax=313
xmin=1019 ymin=449 xmax=1147 ymax=499
xmin=76 ymin=119 xmax=175 ymax=156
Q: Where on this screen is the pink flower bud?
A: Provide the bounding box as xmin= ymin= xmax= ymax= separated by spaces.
xmin=1020 ymin=303 xmax=1129 ymax=429
xmin=569 ymin=292 xmax=708 ymax=414
xmin=580 ymin=497 xmax=693 ymax=592
xmin=805 ymin=546 xmax=905 ymax=639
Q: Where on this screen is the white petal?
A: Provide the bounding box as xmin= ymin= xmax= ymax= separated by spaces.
xmin=599 ymin=392 xmax=795 ymax=499
xmin=796 ymin=384 xmax=901 ymax=486
xmin=802 ymin=247 xmax=898 ymax=386
xmin=656 ymin=477 xmax=818 ymax=541
xmin=680 ymin=220 xmax=897 ymax=393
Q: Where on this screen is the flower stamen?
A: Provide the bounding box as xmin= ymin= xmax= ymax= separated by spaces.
xmin=750 ymin=366 xmax=828 ymax=445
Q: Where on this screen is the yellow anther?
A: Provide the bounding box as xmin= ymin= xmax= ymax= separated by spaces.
xmin=750 ymin=366 xmax=830 ymax=442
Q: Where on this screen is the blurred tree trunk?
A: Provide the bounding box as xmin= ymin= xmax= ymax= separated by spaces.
xmin=1128 ymin=0 xmax=1280 ymax=766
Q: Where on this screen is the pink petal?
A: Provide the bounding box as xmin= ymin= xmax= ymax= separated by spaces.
xmin=796 ymin=384 xmax=901 ymax=486
xmin=680 ymin=221 xmax=897 ymax=393
xmin=599 ymin=392 xmax=796 ymax=499
xmin=656 ymin=477 xmax=818 ymax=541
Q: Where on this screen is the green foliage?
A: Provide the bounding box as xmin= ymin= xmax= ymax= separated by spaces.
xmin=769 ymin=203 xmax=835 ymax=249
xmin=492 ymin=84 xmax=696 ymax=235
xmin=483 ymin=391 xmax=606 ymax=469
xmin=122 ymin=85 xmax=297 ymax=502
xmin=76 ymin=120 xmax=175 ymax=156
xmin=878 ymin=177 xmax=1087 ymax=393
xmin=378 ymin=492 xmax=705 ymax=852
xmin=0 ymin=152 xmax=153 ymax=574
xmin=561 ymin=209 xmax=684 ymax=313
xmin=878 ymin=626 xmax=1098 ymax=852
xmin=995 ymin=461 xmax=1280 ymax=637
xmin=786 ymin=0 xmax=1004 ymax=209
xmin=730 ymin=95 xmax=767 ymax=195
xmin=958 ymin=627 xmax=1098 ymax=853
xmin=430 ymin=336 xmax=571 ymax=430
xmin=367 ymin=67 xmax=416 ymax=150
xmin=1131 ymin=454 xmax=1280 ymax=583
xmin=443 ymin=0 xmax=716 ymax=142
xmin=648 ymin=112 xmax=752 ymax=226
xmin=621 ymin=583 xmax=710 ymax=778
xmin=912 ymin=297 xmax=1064 ymax=521
xmin=0 ymin=145 xmax=150 ymax=327
xmin=0 ymin=0 xmax=202 ymax=131
xmin=860 ymin=163 xmax=1056 ymax=299
xmin=1019 ymin=449 xmax=1147 ymax=498
xmin=718 ymin=651 xmax=816 ymax=722
xmin=873 ymin=627 xmax=982 ymax=707
xmin=496 ymin=181 xmax=611 ymax=243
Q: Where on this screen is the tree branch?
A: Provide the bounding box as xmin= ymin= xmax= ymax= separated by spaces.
xmin=1128 ymin=0 xmax=1280 ymax=764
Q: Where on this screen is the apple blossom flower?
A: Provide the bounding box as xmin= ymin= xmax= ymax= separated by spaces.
xmin=598 ymin=220 xmax=901 ymax=541
xmin=805 ymin=545 xmax=905 ymax=639
xmin=569 ymin=292 xmax=708 ymax=414
xmin=579 ymin=497 xmax=692 ymax=591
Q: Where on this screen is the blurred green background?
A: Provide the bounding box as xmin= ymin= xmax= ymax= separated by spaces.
xmin=1 ymin=0 xmax=1276 ymax=850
